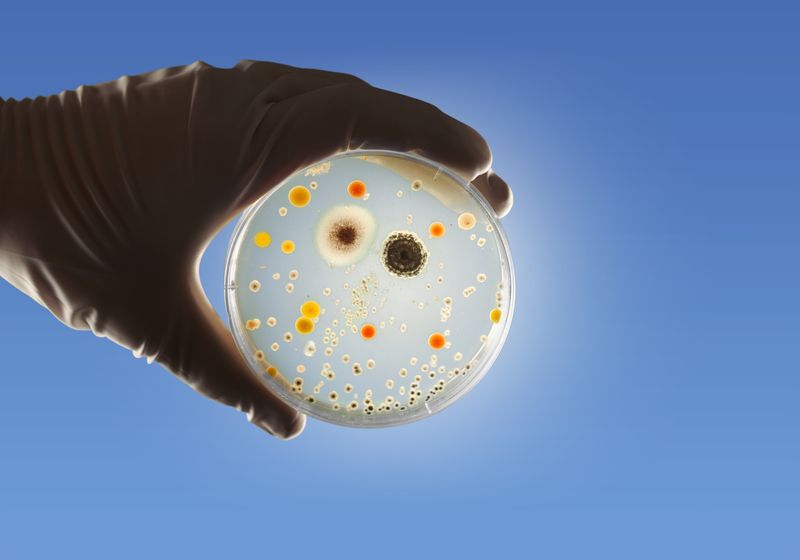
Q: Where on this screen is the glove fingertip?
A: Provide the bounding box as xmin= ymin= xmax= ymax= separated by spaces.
xmin=249 ymin=409 xmax=307 ymax=441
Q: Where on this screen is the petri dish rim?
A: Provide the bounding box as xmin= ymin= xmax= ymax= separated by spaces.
xmin=224 ymin=149 xmax=515 ymax=428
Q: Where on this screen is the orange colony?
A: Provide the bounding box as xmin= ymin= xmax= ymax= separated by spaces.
xmin=253 ymin=231 xmax=272 ymax=248
xmin=295 ymin=316 xmax=315 ymax=334
xmin=429 ymin=222 xmax=446 ymax=238
xmin=281 ymin=240 xmax=295 ymax=254
xmin=428 ymin=332 xmax=446 ymax=350
xmin=360 ymin=323 xmax=377 ymax=340
xmin=288 ymin=185 xmax=311 ymax=207
xmin=300 ymin=300 xmax=321 ymax=319
xmin=347 ymin=180 xmax=367 ymax=198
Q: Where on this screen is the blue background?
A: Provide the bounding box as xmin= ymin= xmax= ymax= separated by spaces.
xmin=1 ymin=1 xmax=798 ymax=558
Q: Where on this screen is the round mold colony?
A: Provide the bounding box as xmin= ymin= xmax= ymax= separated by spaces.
xmin=381 ymin=231 xmax=428 ymax=278
xmin=314 ymin=205 xmax=377 ymax=267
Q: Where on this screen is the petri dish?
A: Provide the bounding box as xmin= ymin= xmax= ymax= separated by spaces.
xmin=224 ymin=150 xmax=514 ymax=428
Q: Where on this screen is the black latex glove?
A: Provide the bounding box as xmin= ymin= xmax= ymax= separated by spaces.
xmin=0 ymin=60 xmax=512 ymax=439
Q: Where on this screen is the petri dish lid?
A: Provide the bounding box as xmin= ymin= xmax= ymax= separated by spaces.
xmin=224 ymin=150 xmax=514 ymax=428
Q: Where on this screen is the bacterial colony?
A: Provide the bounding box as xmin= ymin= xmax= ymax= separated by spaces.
xmin=227 ymin=152 xmax=512 ymax=426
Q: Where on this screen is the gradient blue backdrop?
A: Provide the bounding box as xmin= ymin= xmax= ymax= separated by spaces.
xmin=1 ymin=1 xmax=798 ymax=558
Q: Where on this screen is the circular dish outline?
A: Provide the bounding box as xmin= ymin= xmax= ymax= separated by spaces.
xmin=224 ymin=149 xmax=516 ymax=428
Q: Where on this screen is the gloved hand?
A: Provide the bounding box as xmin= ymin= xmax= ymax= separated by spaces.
xmin=0 ymin=60 xmax=512 ymax=439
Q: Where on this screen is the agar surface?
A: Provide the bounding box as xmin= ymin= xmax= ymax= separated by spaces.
xmin=233 ymin=154 xmax=510 ymax=424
